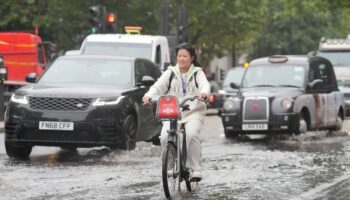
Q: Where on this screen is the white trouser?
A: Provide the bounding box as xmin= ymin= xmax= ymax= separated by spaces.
xmin=160 ymin=119 xmax=203 ymax=172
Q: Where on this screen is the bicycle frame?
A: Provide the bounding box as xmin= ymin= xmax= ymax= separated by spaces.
xmin=158 ymin=95 xmax=203 ymax=198
xmin=167 ymin=119 xmax=187 ymax=190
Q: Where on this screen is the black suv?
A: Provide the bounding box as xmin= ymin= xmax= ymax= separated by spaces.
xmin=221 ymin=55 xmax=345 ymax=138
xmin=5 ymin=55 xmax=162 ymax=159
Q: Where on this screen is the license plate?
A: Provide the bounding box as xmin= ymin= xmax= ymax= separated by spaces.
xmin=39 ymin=121 xmax=74 ymax=131
xmin=242 ymin=124 xmax=268 ymax=130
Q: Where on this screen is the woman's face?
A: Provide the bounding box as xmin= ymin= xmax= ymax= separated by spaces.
xmin=177 ymin=49 xmax=193 ymax=71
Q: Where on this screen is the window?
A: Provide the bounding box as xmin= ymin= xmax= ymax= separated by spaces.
xmin=155 ymin=45 xmax=161 ymax=68
xmin=309 ymin=58 xmax=337 ymax=91
xmin=135 ymin=60 xmax=148 ymax=83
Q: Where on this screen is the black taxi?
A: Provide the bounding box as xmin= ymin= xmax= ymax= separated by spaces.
xmin=221 ymin=55 xmax=345 ymax=138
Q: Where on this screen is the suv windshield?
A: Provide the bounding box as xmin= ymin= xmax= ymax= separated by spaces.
xmin=242 ymin=64 xmax=305 ymax=88
xmin=318 ymin=51 xmax=350 ymax=66
xmin=39 ymin=58 xmax=132 ymax=86
xmin=83 ymin=42 xmax=152 ymax=60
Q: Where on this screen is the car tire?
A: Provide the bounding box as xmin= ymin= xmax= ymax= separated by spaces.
xmin=151 ymin=134 xmax=161 ymax=146
xmin=329 ymin=113 xmax=343 ymax=133
xmin=224 ymin=129 xmax=240 ymax=139
xmin=60 ymin=146 xmax=77 ymax=152
xmin=297 ymin=114 xmax=308 ymax=135
xmin=120 ymin=114 xmax=137 ymax=150
xmin=5 ymin=141 xmax=32 ymax=159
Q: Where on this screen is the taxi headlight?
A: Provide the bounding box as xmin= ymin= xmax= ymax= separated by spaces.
xmin=10 ymin=94 xmax=28 ymax=105
xmin=281 ymin=98 xmax=293 ymax=110
xmin=223 ymin=99 xmax=237 ymax=111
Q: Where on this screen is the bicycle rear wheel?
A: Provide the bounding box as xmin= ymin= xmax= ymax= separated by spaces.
xmin=162 ymin=143 xmax=178 ymax=199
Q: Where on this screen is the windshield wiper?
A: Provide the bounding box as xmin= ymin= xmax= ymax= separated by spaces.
xmin=277 ymin=84 xmax=300 ymax=88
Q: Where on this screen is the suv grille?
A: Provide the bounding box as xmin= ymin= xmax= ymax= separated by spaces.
xmin=29 ymin=97 xmax=92 ymax=111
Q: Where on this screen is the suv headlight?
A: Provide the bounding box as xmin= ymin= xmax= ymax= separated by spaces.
xmin=92 ymin=96 xmax=124 ymax=106
xmin=281 ymin=98 xmax=293 ymax=110
xmin=10 ymin=94 xmax=28 ymax=104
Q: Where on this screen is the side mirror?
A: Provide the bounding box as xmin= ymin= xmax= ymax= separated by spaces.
xmin=140 ymin=75 xmax=155 ymax=87
xmin=25 ymin=73 xmax=37 ymax=83
xmin=230 ymin=82 xmax=240 ymax=89
xmin=307 ymin=50 xmax=317 ymax=56
xmin=163 ymin=62 xmax=171 ymax=71
xmin=307 ymin=79 xmax=323 ymax=89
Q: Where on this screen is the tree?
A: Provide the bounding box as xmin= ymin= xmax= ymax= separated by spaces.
xmin=250 ymin=0 xmax=350 ymax=59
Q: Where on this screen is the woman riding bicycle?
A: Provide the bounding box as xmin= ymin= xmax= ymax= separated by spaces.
xmin=142 ymin=42 xmax=210 ymax=182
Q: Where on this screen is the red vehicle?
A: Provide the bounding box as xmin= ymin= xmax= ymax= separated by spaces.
xmin=0 ymin=32 xmax=52 ymax=104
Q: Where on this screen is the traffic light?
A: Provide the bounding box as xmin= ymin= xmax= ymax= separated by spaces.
xmin=89 ymin=5 xmax=103 ymax=33
xmin=106 ymin=12 xmax=117 ymax=33
xmin=177 ymin=25 xmax=185 ymax=43
xmin=219 ymin=69 xmax=226 ymax=80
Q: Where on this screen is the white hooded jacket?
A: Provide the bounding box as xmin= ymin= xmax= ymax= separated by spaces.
xmin=145 ymin=64 xmax=211 ymax=123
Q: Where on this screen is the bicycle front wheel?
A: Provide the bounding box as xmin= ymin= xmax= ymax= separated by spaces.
xmin=162 ymin=143 xmax=178 ymax=199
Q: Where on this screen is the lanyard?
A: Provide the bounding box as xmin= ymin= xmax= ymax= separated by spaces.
xmin=181 ymin=76 xmax=187 ymax=96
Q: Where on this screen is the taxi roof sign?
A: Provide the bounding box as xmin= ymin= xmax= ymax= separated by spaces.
xmin=268 ymin=55 xmax=288 ymax=63
xmin=124 ymin=26 xmax=143 ymax=34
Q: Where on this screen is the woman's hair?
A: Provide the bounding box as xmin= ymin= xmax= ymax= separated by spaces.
xmin=175 ymin=42 xmax=201 ymax=67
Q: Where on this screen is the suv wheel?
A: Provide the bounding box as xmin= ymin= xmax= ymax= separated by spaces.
xmin=120 ymin=114 xmax=137 ymax=150
xmin=5 ymin=142 xmax=32 ymax=159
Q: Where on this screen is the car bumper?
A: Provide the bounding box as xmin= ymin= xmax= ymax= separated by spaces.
xmin=5 ymin=104 xmax=125 ymax=147
xmin=221 ymin=112 xmax=300 ymax=134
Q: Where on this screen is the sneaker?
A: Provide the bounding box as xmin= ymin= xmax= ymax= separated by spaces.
xmin=190 ymin=170 xmax=202 ymax=182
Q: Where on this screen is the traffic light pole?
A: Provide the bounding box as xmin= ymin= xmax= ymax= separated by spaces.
xmin=177 ymin=5 xmax=188 ymax=43
xmin=160 ymin=1 xmax=170 ymax=35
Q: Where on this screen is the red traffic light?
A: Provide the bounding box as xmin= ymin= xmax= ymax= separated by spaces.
xmin=106 ymin=13 xmax=116 ymax=24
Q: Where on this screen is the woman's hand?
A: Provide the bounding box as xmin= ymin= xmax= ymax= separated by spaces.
xmin=198 ymin=92 xmax=208 ymax=101
xmin=142 ymin=95 xmax=152 ymax=105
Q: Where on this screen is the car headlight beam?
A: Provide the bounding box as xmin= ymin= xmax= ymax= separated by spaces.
xmin=10 ymin=94 xmax=29 ymax=104
xmin=92 ymin=96 xmax=125 ymax=106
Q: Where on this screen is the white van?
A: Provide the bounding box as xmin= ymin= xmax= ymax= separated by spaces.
xmin=79 ymin=34 xmax=172 ymax=71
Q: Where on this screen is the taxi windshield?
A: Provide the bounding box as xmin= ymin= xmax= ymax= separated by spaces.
xmin=241 ymin=64 xmax=305 ymax=88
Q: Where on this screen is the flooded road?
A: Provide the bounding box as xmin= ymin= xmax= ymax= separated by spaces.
xmin=0 ymin=113 xmax=350 ymax=200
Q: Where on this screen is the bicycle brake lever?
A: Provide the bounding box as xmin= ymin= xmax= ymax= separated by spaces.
xmin=182 ymin=104 xmax=190 ymax=111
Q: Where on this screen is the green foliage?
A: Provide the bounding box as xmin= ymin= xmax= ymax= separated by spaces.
xmin=0 ymin=0 xmax=349 ymax=62
xmin=250 ymin=0 xmax=350 ymax=59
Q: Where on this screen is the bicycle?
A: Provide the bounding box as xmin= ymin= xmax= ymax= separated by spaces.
xmin=155 ymin=95 xmax=204 ymax=199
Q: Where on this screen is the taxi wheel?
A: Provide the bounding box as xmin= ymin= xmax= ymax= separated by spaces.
xmin=5 ymin=142 xmax=32 ymax=159
xmin=224 ymin=130 xmax=240 ymax=139
xmin=120 ymin=114 xmax=137 ymax=150
xmin=297 ymin=115 xmax=308 ymax=135
xmin=330 ymin=114 xmax=343 ymax=132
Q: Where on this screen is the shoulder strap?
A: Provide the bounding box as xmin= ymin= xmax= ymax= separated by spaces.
xmin=167 ymin=71 xmax=175 ymax=92
xmin=194 ymin=71 xmax=198 ymax=88
xmin=167 ymin=70 xmax=198 ymax=93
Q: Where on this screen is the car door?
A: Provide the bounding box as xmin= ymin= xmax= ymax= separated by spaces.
xmin=308 ymin=58 xmax=338 ymax=127
xmin=133 ymin=59 xmax=160 ymax=141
